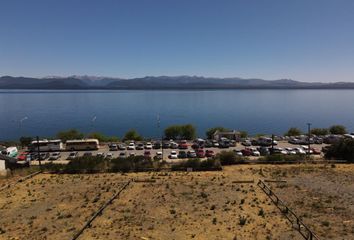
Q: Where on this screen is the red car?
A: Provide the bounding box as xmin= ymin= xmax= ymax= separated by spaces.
xmin=311 ymin=148 xmax=321 ymax=155
xmin=144 ymin=151 xmax=151 ymax=158
xmin=205 ymin=150 xmax=214 ymax=157
xmin=196 ymin=149 xmax=205 ymax=158
xmin=17 ymin=151 xmax=29 ymax=161
xmin=178 ymin=143 xmax=188 ymax=149
xmin=241 ymin=148 xmax=252 ymax=156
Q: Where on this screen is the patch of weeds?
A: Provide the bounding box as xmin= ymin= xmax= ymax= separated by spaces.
xmin=239 ymin=216 xmax=247 ymax=226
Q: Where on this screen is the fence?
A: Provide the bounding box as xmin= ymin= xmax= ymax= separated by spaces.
xmin=257 ymin=180 xmax=320 ymax=240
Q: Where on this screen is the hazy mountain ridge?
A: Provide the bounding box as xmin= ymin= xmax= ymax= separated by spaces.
xmin=1 ymin=75 xmax=354 ymax=89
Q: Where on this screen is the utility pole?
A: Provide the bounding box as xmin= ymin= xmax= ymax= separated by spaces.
xmin=271 ymin=134 xmax=275 ymax=155
xmin=36 ymin=136 xmax=42 ymax=167
xmin=157 ymin=114 xmax=163 ymax=161
xmin=307 ymin=123 xmax=311 ymax=155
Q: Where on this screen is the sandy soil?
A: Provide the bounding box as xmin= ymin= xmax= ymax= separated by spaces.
xmin=1 ymin=164 xmax=353 ymax=240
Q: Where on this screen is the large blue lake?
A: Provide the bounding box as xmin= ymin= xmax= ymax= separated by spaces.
xmin=0 ymin=89 xmax=353 ymax=140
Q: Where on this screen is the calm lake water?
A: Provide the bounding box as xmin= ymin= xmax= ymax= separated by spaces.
xmin=0 ymin=89 xmax=354 ymax=140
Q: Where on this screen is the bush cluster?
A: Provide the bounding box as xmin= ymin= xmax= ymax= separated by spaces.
xmin=260 ymin=154 xmax=309 ymax=162
xmin=325 ymin=139 xmax=354 ymax=162
xmin=216 ymin=151 xmax=245 ymax=165
xmin=171 ymin=158 xmax=222 ymax=171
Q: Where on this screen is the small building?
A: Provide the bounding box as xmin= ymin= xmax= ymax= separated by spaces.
xmin=213 ymin=130 xmax=241 ymax=141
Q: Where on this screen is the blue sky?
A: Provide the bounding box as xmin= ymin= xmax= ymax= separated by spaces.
xmin=1 ymin=0 xmax=354 ymax=82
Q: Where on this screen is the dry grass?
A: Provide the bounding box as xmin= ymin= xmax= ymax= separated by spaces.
xmin=1 ymin=164 xmax=353 ymax=239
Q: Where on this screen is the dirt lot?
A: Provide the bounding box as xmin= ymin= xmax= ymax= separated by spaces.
xmin=1 ymin=164 xmax=353 ymax=240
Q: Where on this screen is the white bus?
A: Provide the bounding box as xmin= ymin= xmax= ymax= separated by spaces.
xmin=65 ymin=139 xmax=100 ymax=151
xmin=30 ymin=139 xmax=64 ymax=152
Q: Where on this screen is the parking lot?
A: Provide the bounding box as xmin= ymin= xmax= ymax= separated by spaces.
xmin=26 ymin=140 xmax=328 ymax=165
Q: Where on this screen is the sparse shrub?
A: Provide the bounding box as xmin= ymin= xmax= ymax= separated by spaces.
xmin=239 ymin=216 xmax=247 ymax=226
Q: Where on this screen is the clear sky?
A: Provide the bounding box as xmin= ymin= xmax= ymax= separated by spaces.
xmin=1 ymin=0 xmax=354 ymax=82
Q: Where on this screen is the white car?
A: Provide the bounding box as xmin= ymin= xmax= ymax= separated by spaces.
xmin=233 ymin=149 xmax=243 ymax=156
xmin=96 ymin=152 xmax=105 ymax=157
xmin=155 ymin=151 xmax=163 ymax=159
xmin=49 ymin=152 xmax=61 ymax=160
xmin=145 ymin=142 xmax=153 ymax=149
xmin=106 ymin=153 xmax=113 ymax=159
xmin=169 ymin=151 xmax=178 ymax=159
xmin=127 ymin=142 xmax=135 ymax=150
xmin=285 ymin=148 xmax=297 ymax=155
xmin=295 ymin=148 xmax=306 ymax=155
xmin=250 ymin=148 xmax=260 ymax=156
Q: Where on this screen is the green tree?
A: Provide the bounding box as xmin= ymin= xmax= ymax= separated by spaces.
xmin=284 ymin=127 xmax=302 ymax=136
xmin=205 ymin=127 xmax=230 ymax=139
xmin=19 ymin=136 xmax=33 ymax=147
xmin=311 ymin=128 xmax=329 ymax=136
xmin=180 ymin=124 xmax=196 ymax=140
xmin=87 ymin=132 xmax=119 ymax=142
xmin=164 ymin=125 xmax=181 ymax=139
xmin=56 ymin=129 xmax=84 ymax=142
xmin=123 ymin=129 xmax=142 ymax=141
xmin=239 ymin=131 xmax=248 ymax=138
xmin=164 ymin=124 xmax=196 ymax=140
xmin=329 ymin=125 xmax=347 ymax=135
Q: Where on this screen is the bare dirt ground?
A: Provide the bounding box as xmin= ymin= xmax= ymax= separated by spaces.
xmin=262 ymin=164 xmax=354 ymax=240
xmin=0 ymin=173 xmax=128 ymax=240
xmin=0 ymin=164 xmax=353 ymax=240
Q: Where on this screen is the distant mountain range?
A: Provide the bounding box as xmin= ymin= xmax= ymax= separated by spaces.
xmin=1 ymin=75 xmax=354 ymax=89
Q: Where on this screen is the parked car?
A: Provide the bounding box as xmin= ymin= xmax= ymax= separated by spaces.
xmin=109 ymin=144 xmax=118 ymax=151
xmin=118 ymin=144 xmax=126 ymax=150
xmin=162 ymin=141 xmax=170 ymax=149
xmin=191 ymin=143 xmax=200 ymax=150
xmin=155 ymin=151 xmax=163 ymax=160
xmin=67 ymin=152 xmax=78 ymax=160
xmin=170 ymin=142 xmax=179 ymax=149
xmin=17 ymin=151 xmax=29 ymax=161
xmin=212 ymin=140 xmax=219 ymax=147
xmin=294 ymin=148 xmax=306 ymax=155
xmin=204 ymin=140 xmax=213 ymax=148
xmin=96 ymin=152 xmax=105 ymax=157
xmin=178 ymin=142 xmax=188 ymax=149
xmin=311 ymin=148 xmax=321 ymax=155
xmin=187 ymin=150 xmax=197 ymax=158
xmin=30 ymin=152 xmax=39 ymax=160
xmin=196 ymin=149 xmax=205 ymax=158
xmin=241 ymin=148 xmax=252 ymax=156
xmin=178 ymin=151 xmax=188 ymax=159
xmin=242 ymin=140 xmax=252 ymax=146
xmin=127 ymin=142 xmax=135 ymax=150
xmin=145 ymin=142 xmax=153 ymax=149
xmin=119 ymin=152 xmax=126 ymax=158
xmin=285 ymin=147 xmax=297 ymax=155
xmin=250 ymin=148 xmax=260 ymax=156
xmin=136 ymin=143 xmax=144 ymax=150
xmin=234 ymin=150 xmax=243 ymax=156
xmin=257 ymin=147 xmax=270 ymax=156
xmin=106 ymin=153 xmax=113 ymax=159
xmin=169 ymin=151 xmax=178 ymax=159
xmin=205 ymin=150 xmax=215 ymax=157
xmin=153 ymin=142 xmax=161 ymax=149
xmin=39 ymin=152 xmax=49 ymax=160
xmin=144 ymin=151 xmax=151 ymax=158
xmin=219 ymin=141 xmax=230 ymax=148
xmin=49 ymin=152 xmax=61 ymax=160
xmin=83 ymin=152 xmax=92 ymax=157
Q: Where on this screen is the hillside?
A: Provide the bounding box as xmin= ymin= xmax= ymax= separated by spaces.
xmin=1 ymin=75 xmax=354 ymax=89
